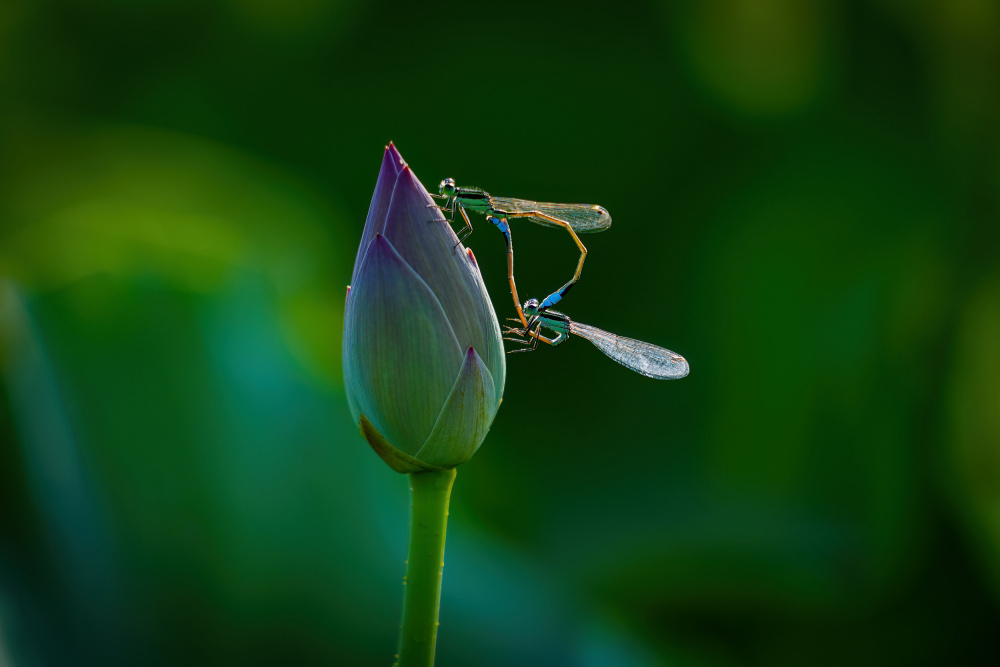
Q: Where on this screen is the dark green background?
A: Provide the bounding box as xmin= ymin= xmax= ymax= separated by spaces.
xmin=2 ymin=1 xmax=999 ymax=665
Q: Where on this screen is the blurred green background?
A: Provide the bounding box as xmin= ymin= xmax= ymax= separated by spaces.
xmin=1 ymin=0 xmax=999 ymax=664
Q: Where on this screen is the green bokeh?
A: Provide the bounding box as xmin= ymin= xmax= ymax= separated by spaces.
xmin=1 ymin=0 xmax=999 ymax=665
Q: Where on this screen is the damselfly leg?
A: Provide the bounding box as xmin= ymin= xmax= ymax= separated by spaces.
xmin=426 ymin=203 xmax=474 ymax=243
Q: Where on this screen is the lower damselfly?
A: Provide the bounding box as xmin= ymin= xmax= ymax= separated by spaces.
xmin=504 ymin=299 xmax=689 ymax=380
xmin=430 ymin=178 xmax=611 ymax=327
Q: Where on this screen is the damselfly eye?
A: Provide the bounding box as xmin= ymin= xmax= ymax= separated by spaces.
xmin=438 ymin=178 xmax=457 ymax=196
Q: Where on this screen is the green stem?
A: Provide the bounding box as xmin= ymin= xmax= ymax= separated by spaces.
xmin=395 ymin=467 xmax=457 ymax=667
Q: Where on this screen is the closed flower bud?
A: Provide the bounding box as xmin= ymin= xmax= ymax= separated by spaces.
xmin=343 ymin=144 xmax=505 ymax=472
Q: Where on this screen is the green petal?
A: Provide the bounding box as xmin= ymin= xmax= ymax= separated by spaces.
xmin=415 ymin=347 xmax=497 ymax=467
xmin=359 ymin=414 xmax=443 ymax=474
xmin=343 ymin=234 xmax=463 ymax=454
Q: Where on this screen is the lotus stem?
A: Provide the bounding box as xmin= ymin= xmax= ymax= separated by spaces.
xmin=395 ymin=467 xmax=457 ymax=667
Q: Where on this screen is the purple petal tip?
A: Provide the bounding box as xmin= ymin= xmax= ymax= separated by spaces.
xmin=387 ymin=142 xmax=405 ymax=168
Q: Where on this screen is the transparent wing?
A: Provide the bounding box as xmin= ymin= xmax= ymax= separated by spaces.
xmin=488 ymin=197 xmax=612 ymax=233
xmin=569 ymin=321 xmax=689 ymax=380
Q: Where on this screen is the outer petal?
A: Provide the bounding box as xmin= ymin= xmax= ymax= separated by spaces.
xmin=343 ymin=285 xmax=361 ymax=420
xmin=415 ymin=347 xmax=497 ymax=467
xmin=359 ymin=414 xmax=443 ymax=474
xmin=350 ymin=146 xmax=401 ymax=286
xmin=344 ymin=234 xmax=464 ymax=454
xmin=382 ymin=167 xmax=505 ymax=404
xmin=463 ymin=247 xmax=505 ymax=409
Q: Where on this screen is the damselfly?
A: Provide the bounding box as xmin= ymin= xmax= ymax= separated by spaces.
xmin=504 ymin=298 xmax=689 ymax=380
xmin=430 ymin=179 xmax=611 ymax=327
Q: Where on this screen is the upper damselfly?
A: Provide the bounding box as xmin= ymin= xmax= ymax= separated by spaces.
xmin=431 ymin=178 xmax=611 ymax=327
xmin=504 ymin=298 xmax=689 ymax=380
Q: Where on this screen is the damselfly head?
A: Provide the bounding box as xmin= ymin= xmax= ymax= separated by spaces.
xmin=438 ymin=178 xmax=457 ymax=197
xmin=522 ymin=298 xmax=540 ymax=317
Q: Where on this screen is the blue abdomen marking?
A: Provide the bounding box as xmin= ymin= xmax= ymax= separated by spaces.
xmin=540 ymin=292 xmax=562 ymax=309
xmin=487 ymin=216 xmax=509 ymax=233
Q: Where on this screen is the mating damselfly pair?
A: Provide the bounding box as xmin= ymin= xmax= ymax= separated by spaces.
xmin=431 ymin=178 xmax=689 ymax=380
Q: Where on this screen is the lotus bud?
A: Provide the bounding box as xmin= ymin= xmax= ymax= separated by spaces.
xmin=343 ymin=144 xmax=505 ymax=472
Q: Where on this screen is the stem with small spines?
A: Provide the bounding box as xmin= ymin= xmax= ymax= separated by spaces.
xmin=394 ymin=467 xmax=456 ymax=667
